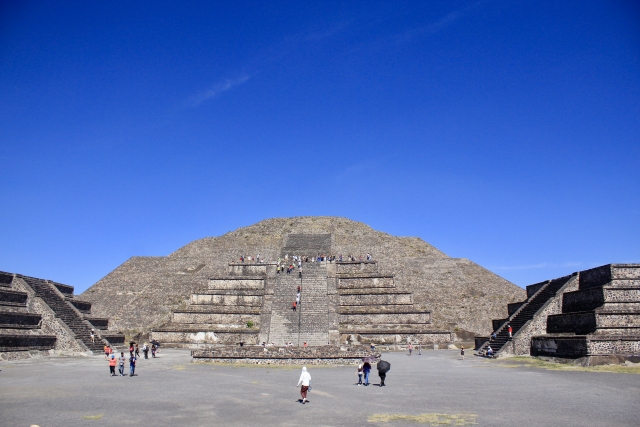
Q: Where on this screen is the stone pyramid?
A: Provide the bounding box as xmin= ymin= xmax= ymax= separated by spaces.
xmin=82 ymin=217 xmax=525 ymax=339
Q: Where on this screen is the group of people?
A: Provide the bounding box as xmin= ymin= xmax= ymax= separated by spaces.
xmin=106 ymin=340 xmax=161 ymax=377
xmin=482 ymin=323 xmax=513 ymax=357
xmin=238 ymin=253 xmax=376 ymax=265
xmin=354 ymin=358 xmax=391 ymax=387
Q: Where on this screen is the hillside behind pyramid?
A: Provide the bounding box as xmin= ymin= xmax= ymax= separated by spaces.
xmin=82 ymin=217 xmax=525 ymax=337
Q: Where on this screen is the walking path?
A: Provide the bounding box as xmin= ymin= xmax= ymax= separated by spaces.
xmin=1 ymin=349 xmax=638 ymax=427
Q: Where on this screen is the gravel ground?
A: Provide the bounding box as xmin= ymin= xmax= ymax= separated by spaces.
xmin=1 ymin=348 xmax=638 ymax=427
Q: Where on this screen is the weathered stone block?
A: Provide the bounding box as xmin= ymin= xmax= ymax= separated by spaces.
xmin=337 ymin=276 xmax=395 ymax=289
xmin=339 ymin=292 xmax=412 ymax=306
xmin=227 ymin=264 xmax=269 ymax=276
xmin=191 ymin=293 xmax=262 ymax=306
xmin=340 ymin=311 xmax=430 ymax=325
xmin=208 ymin=278 xmax=265 ymax=290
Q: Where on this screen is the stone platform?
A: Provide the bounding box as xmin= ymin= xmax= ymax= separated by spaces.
xmin=191 ymin=345 xmax=379 ymax=365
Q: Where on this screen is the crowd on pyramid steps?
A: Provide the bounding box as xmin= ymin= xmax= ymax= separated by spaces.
xmin=236 ymin=253 xmax=374 ymax=273
xmin=103 ymin=339 xmax=162 ymax=377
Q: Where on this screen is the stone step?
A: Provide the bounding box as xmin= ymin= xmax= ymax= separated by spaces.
xmin=172 ymin=311 xmax=260 ymax=325
xmin=190 ymin=293 xmax=263 ymax=306
xmin=0 ymin=289 xmax=28 ymax=305
xmin=562 ymin=287 xmax=640 ymax=313
xmin=531 ymin=334 xmax=640 ymax=359
xmin=208 ymin=277 xmax=266 ymax=290
xmin=547 ymin=311 xmax=640 ymax=335
xmin=0 ymin=333 xmax=57 ymax=351
xmin=340 ymin=311 xmax=431 ymax=325
xmin=337 ymin=276 xmax=395 ymax=289
xmin=339 ymin=293 xmax=412 ymax=306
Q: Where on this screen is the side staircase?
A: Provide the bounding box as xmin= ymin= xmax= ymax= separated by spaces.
xmin=17 ymin=274 xmax=123 ymax=352
xmin=478 ymin=274 xmax=574 ymax=356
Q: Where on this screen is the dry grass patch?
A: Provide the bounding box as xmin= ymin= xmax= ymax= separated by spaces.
xmin=368 ymin=413 xmax=477 ymax=425
xmin=82 ymin=414 xmax=104 ymax=420
xmin=502 ymin=357 xmax=640 ymax=374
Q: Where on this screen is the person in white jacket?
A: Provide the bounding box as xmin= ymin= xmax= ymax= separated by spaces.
xmin=297 ymin=366 xmax=311 ymax=404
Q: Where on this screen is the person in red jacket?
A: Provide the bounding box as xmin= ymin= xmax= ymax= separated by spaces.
xmin=508 ymin=325 xmax=513 ymax=338
xmin=108 ymin=354 xmax=117 ymax=376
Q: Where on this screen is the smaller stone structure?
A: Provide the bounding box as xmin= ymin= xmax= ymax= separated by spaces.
xmin=0 ymin=271 xmax=124 ymax=359
xmin=478 ymin=264 xmax=640 ymax=365
xmin=532 ymin=264 xmax=640 ymax=365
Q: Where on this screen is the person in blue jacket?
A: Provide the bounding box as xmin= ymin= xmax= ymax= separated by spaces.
xmin=362 ymin=362 xmax=371 ymax=386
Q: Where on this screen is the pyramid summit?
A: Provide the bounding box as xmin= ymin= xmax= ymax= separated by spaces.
xmin=82 ymin=217 xmax=525 ymax=342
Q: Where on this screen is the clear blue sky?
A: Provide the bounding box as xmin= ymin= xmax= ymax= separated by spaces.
xmin=1 ymin=1 xmax=638 ymax=293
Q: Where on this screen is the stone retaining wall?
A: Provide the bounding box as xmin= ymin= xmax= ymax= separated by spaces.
xmin=151 ymin=330 xmax=260 ymax=346
xmin=339 ymin=293 xmax=412 ymax=306
xmin=337 ymin=276 xmax=395 ymax=289
xmin=227 ymin=264 xmax=270 ymax=276
xmin=208 ymin=278 xmax=265 ymax=290
xmin=172 ymin=311 xmax=259 ymax=325
xmin=341 ymin=332 xmax=454 ymax=345
xmin=336 ymin=262 xmax=378 ymax=274
xmin=191 ymin=294 xmax=262 ymax=306
xmin=340 ymin=312 xmax=430 ymax=325
xmin=192 ymin=345 xmax=378 ymax=365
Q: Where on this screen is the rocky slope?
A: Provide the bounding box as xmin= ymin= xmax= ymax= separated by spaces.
xmin=82 ymin=217 xmax=525 ymax=337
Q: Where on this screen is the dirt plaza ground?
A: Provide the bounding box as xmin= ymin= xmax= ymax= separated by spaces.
xmin=1 ymin=348 xmax=639 ymax=427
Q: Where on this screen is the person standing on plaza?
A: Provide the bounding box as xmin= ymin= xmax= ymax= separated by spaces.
xmin=129 ymin=343 xmax=134 ymax=357
xmin=460 ymin=346 xmax=465 ymax=360
xmin=109 ymin=354 xmax=117 ymax=376
xmin=297 ymin=366 xmax=311 ymax=404
xmin=135 ymin=344 xmax=140 ymax=358
xmin=129 ymin=353 xmax=137 ymax=376
xmin=356 ymin=364 xmax=363 ymax=386
xmin=408 ymin=342 xmax=413 ymax=356
xmin=362 ymin=361 xmax=371 ymax=386
xmin=142 ymin=343 xmax=149 ymax=359
xmin=118 ymin=352 xmax=126 ymax=376
xmin=377 ymin=360 xmax=390 ymax=387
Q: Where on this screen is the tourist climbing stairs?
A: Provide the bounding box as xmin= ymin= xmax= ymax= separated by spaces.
xmin=482 ymin=274 xmax=573 ymax=356
xmin=18 ymin=275 xmax=108 ymax=352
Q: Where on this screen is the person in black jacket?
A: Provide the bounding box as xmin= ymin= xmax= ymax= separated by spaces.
xmin=377 ymin=360 xmax=391 ymax=387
